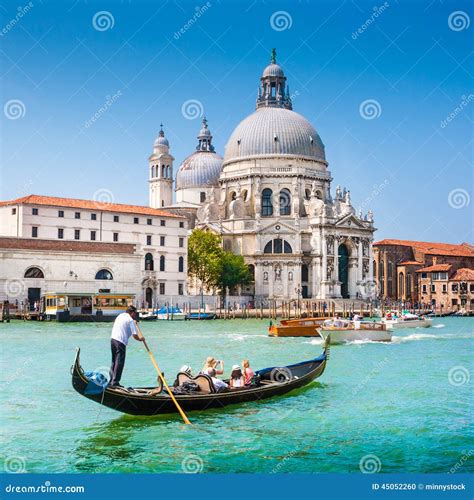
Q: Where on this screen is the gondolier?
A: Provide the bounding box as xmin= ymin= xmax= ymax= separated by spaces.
xmin=109 ymin=306 xmax=145 ymax=387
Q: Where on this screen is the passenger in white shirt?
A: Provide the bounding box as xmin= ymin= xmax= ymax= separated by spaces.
xmin=109 ymin=306 xmax=145 ymax=387
xmin=207 ymin=368 xmax=228 ymax=392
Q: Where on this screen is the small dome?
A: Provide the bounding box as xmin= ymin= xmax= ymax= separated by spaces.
xmin=262 ymin=63 xmax=284 ymax=78
xmin=176 ymin=151 xmax=223 ymax=189
xmin=223 ymin=107 xmax=325 ymax=164
xmin=154 ymin=125 xmax=169 ymax=148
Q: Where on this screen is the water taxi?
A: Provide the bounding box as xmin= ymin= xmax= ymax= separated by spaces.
xmin=268 ymin=317 xmax=331 ymax=337
xmin=317 ymin=319 xmax=391 ymax=344
xmin=382 ymin=312 xmax=432 ymax=329
xmin=156 ymin=306 xmax=186 ymax=320
xmin=42 ymin=292 xmax=135 ymax=322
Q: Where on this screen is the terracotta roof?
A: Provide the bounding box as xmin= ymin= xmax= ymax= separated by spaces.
xmin=0 ymin=237 xmax=136 ymax=254
xmin=451 ymin=268 xmax=474 ymax=281
xmin=398 ymin=261 xmax=423 ymax=266
xmin=374 ymin=239 xmax=474 ymax=257
xmin=0 ymin=194 xmax=184 ymax=218
xmin=416 ymin=264 xmax=452 ymax=273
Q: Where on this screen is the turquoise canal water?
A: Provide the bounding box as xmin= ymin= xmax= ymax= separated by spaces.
xmin=1 ymin=317 xmax=472 ymax=473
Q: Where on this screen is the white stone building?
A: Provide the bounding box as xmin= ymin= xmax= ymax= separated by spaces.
xmin=0 ymin=195 xmax=188 ymax=307
xmin=171 ymin=50 xmax=376 ymax=300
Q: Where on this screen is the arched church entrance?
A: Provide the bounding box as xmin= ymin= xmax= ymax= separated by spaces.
xmin=145 ymin=287 xmax=153 ymax=309
xmin=338 ymin=244 xmax=349 ymax=298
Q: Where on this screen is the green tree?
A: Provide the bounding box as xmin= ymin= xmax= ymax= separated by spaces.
xmin=218 ymin=251 xmax=251 ymax=298
xmin=187 ymin=229 xmax=223 ymax=293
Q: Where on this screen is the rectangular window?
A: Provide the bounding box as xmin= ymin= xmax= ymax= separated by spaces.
xmin=90 ymin=231 xmax=96 ymax=241
xmin=91 ymin=213 xmax=97 ymax=221
xmin=75 ymin=212 xmax=81 ymax=219
xmin=422 ymin=284 xmax=427 ymax=294
xmin=421 ymin=273 xmax=427 ymax=279
xmin=134 ymin=217 xmax=139 ymax=224
xmin=179 ymin=237 xmax=184 ymax=248
xmin=114 ymin=215 xmax=119 ymax=222
xmin=200 ymin=192 xmax=206 ymax=203
xmin=11 ymin=208 xmax=16 ymax=215
xmin=147 ymin=218 xmax=152 ymax=225
xmin=58 ymin=228 xmax=64 ymax=239
xmin=160 ymin=236 xmax=165 ymax=246
xmin=146 ymin=235 xmax=152 ymax=245
xmin=452 ymin=283 xmax=458 ymax=292
xmin=178 ymin=283 xmax=184 ymax=295
xmin=431 ymin=284 xmax=436 ymax=293
xmin=113 ymin=232 xmax=119 ymax=242
xmin=58 ymin=210 xmax=64 ymax=218
xmin=179 ymin=221 xmax=184 ymax=228
xmin=32 ymin=226 xmax=38 ymax=238
xmin=160 ymin=220 xmax=166 ymax=227
xmin=32 ymin=208 xmax=38 ymax=215
xmin=470 ymin=284 xmax=474 ymax=293
xmin=442 ymin=284 xmax=447 ymax=293
xmin=451 ymin=299 xmax=458 ymax=306
xmin=74 ymin=229 xmax=80 ymax=240
xmin=159 ymin=283 xmax=165 ymax=295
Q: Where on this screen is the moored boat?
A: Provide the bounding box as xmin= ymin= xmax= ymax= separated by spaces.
xmin=185 ymin=312 xmax=217 ymax=320
xmin=155 ymin=306 xmax=186 ymax=321
xmin=71 ymin=337 xmax=330 ymax=416
xmin=139 ymin=311 xmax=158 ymax=321
xmin=317 ymin=319 xmax=391 ymax=344
xmin=382 ymin=312 xmax=433 ymax=330
xmin=268 ymin=317 xmax=331 ymax=337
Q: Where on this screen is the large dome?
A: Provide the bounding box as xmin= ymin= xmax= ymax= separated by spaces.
xmin=176 ymin=151 xmax=223 ymax=189
xmin=223 ymin=107 xmax=325 ymax=165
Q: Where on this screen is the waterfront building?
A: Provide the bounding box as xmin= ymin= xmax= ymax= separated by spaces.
xmin=0 ymin=195 xmax=188 ymax=308
xmin=171 ymin=50 xmax=376 ymax=300
xmin=373 ymin=239 xmax=474 ymax=310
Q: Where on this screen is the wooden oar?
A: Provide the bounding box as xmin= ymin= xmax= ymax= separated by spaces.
xmin=134 ymin=321 xmax=192 ymax=425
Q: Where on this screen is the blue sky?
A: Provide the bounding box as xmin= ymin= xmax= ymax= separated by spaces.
xmin=1 ymin=0 xmax=472 ymax=243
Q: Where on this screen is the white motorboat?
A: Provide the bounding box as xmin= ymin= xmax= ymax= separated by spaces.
xmin=318 ymin=319 xmax=392 ymax=344
xmin=383 ymin=313 xmax=432 ymax=330
xmin=155 ymin=306 xmax=186 ymax=321
xmin=139 ymin=311 xmax=157 ymax=321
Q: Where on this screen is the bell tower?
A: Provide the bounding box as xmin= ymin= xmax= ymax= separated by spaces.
xmin=149 ymin=124 xmax=174 ymax=208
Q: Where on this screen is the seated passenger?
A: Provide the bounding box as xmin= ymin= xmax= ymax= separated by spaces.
xmin=242 ymin=359 xmax=255 ymax=386
xmin=173 ymin=365 xmax=192 ymax=387
xmin=202 ymin=356 xmax=224 ymax=375
xmin=207 ymin=368 xmax=228 ymax=392
xmin=229 ymin=365 xmax=244 ymax=389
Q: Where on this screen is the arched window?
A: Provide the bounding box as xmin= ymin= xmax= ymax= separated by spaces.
xmin=145 ymin=253 xmax=154 ymax=271
xmin=248 ymin=264 xmax=255 ymax=281
xmin=315 ymin=190 xmax=323 ymax=200
xmin=263 ymin=239 xmax=292 ymax=254
xmin=161 ymin=165 xmax=165 ymax=177
xmin=398 ymin=272 xmax=404 ymax=296
xmin=261 ymin=189 xmax=273 ymax=216
xmin=95 ymin=269 xmax=113 ymax=280
xmin=151 ymin=165 xmax=154 ymax=178
xmin=178 ymin=256 xmax=184 ymax=273
xmin=160 ymin=255 xmax=165 ymax=272
xmin=24 ymin=267 xmax=44 ymax=278
xmin=279 ymin=188 xmax=291 ymax=215
xmin=304 ymin=188 xmax=311 ymax=200
xmin=302 ymin=264 xmax=309 ymax=282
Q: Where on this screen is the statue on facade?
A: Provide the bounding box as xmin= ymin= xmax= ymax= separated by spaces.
xmin=275 ymin=265 xmax=282 ymax=281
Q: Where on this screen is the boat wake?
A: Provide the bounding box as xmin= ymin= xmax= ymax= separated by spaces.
xmin=392 ymin=333 xmax=438 ymax=343
xmin=432 ymin=324 xmax=445 ymax=329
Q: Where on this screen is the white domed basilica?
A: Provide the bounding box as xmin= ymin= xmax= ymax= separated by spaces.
xmin=150 ymin=50 xmax=376 ymax=300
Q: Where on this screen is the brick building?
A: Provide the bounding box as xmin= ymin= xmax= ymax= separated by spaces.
xmin=373 ymin=239 xmax=474 ymax=310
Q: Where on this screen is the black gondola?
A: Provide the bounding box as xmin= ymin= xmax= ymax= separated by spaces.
xmin=71 ymin=336 xmax=330 ymax=416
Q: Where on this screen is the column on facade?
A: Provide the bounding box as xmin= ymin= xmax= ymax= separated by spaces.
xmin=321 ymin=232 xmax=327 ymax=281
xmin=368 ymin=240 xmax=374 ymax=283
xmin=357 ymin=240 xmax=363 ymax=283
xmin=254 ymin=262 xmax=263 ymax=296
xmin=383 ymin=251 xmax=389 ymax=299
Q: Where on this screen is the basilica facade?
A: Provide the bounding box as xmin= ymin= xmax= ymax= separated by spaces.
xmin=152 ymin=51 xmax=376 ymax=300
